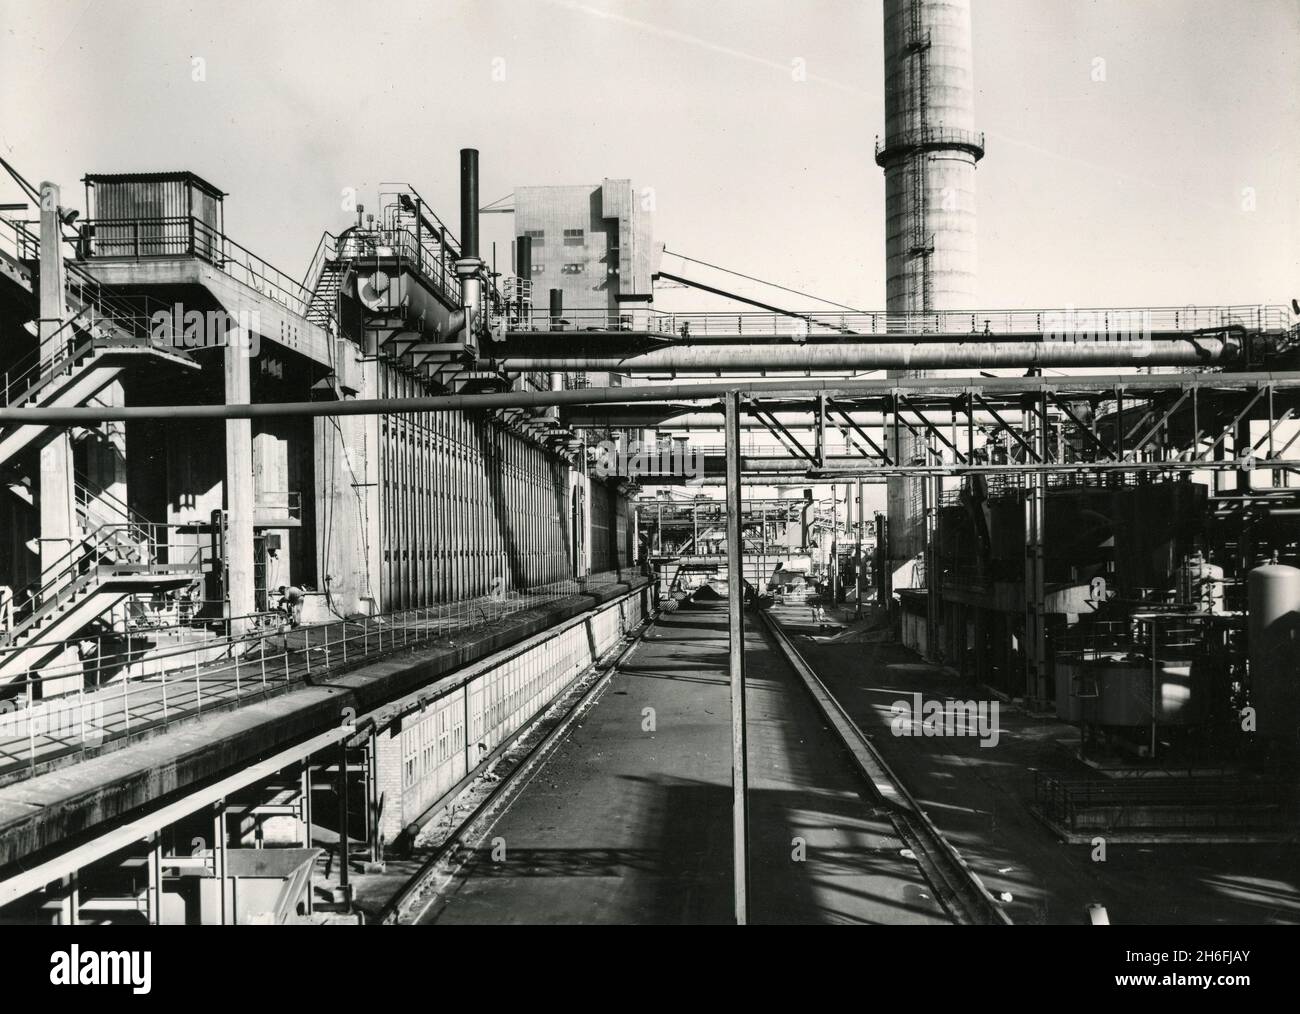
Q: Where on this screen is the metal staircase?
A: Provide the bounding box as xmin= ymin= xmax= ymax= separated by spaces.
xmin=0 ymin=219 xmax=200 ymax=469
xmin=0 ymin=519 xmax=203 ymax=688
xmin=0 ymin=177 xmax=205 ymax=688
xmin=302 ymin=231 xmax=342 ymax=331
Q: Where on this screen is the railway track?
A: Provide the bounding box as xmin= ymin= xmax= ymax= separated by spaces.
xmin=756 ymin=608 xmax=1012 ymax=925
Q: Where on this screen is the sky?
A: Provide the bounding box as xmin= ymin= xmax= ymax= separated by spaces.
xmin=2 ymin=0 xmax=1297 ymax=315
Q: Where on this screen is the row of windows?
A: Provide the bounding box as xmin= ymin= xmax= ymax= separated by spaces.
xmin=522 ymin=228 xmax=585 ymax=246
xmin=530 ymin=263 xmax=620 ymax=276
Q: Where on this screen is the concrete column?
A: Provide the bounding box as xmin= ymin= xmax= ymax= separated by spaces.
xmin=224 ymin=345 xmax=255 ymax=630
xmin=37 ymin=183 xmax=76 ymax=591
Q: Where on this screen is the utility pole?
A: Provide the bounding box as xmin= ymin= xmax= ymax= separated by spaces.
xmin=724 ymin=391 xmax=749 ymax=925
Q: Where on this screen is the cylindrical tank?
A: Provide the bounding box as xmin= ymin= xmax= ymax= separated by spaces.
xmin=1247 ymin=564 xmax=1300 ymax=740
xmin=1177 ymin=554 xmax=1225 ymax=614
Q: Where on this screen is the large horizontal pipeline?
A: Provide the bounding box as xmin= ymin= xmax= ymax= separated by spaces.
xmin=1 ymin=370 xmax=1296 ymax=425
xmin=499 ymin=337 xmax=1241 ymax=374
xmin=638 ymin=457 xmax=1300 ymax=483
xmin=567 ymin=411 xmax=1030 ymax=430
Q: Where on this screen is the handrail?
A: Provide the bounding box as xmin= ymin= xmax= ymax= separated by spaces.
xmin=302 ymin=230 xmax=338 ymax=291
xmin=78 ymin=215 xmax=314 ymax=317
xmin=73 ymin=480 xmax=157 ymax=549
xmin=0 ymin=215 xmax=166 ymax=339
xmin=378 ymin=182 xmax=462 ymax=257
xmin=0 ymin=566 xmax=638 ymax=694
xmin=335 ymin=226 xmax=462 ymax=306
xmin=254 ymin=490 xmax=303 ymax=521
xmin=0 ymin=523 xmax=206 ymax=647
xmin=0 ymin=325 xmax=94 ymax=408
xmin=0 ymin=569 xmax=646 ymax=783
xmin=510 ymin=304 xmax=1293 ymax=337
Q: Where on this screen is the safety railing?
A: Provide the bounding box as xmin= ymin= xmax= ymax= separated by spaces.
xmin=1052 ymin=620 xmax=1140 ymax=666
xmin=379 ymin=182 xmax=462 ymax=286
xmin=335 ymin=226 xmax=462 ymax=306
xmin=78 ymin=215 xmax=314 ymax=318
xmin=95 ymin=600 xmax=275 ymax=641
xmin=254 ymin=490 xmax=303 ymax=523
xmin=874 ymin=127 xmax=987 ymax=165
xmin=509 ymin=305 xmax=1292 ymax=338
xmin=0 ymin=524 xmax=208 ymax=649
xmin=0 ymin=568 xmax=641 ymax=779
xmin=302 ymin=230 xmax=337 ymax=291
xmin=1033 ymin=770 xmax=1280 ymax=831
xmin=0 ymin=328 xmax=93 ymax=408
xmin=73 ymin=480 xmax=158 ymax=549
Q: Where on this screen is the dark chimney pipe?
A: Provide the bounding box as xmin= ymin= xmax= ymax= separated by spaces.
xmin=516 ymin=235 xmax=532 ymax=278
xmin=549 ymin=287 xmax=563 ymax=327
xmin=460 ymin=148 xmax=479 ymax=259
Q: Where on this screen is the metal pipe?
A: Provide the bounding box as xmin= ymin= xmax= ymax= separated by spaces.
xmin=499 ymin=337 xmax=1242 ymax=374
xmin=459 ymin=149 xmax=479 ymax=259
xmin=455 ymin=149 xmax=483 ymax=346
xmin=724 ymin=390 xmax=749 ymax=925
xmin=566 ymin=410 xmax=1032 ymax=430
xmin=516 ymin=235 xmax=532 ymax=278
xmin=3 ymin=370 xmax=1295 ymax=425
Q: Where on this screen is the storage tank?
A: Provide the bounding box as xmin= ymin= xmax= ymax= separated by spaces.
xmin=1247 ymin=564 xmax=1300 ymax=741
xmin=1176 ymin=553 xmax=1225 ymax=614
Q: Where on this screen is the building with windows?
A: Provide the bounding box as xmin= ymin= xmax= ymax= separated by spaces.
xmin=513 ymin=180 xmax=654 ymax=319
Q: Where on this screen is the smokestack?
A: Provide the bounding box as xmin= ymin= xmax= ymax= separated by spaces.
xmin=877 ymin=0 xmax=982 ymax=314
xmin=459 ymin=148 xmax=479 ymax=259
xmin=455 ymin=148 xmax=484 ymax=349
xmin=547 ymin=288 xmax=565 ymax=415
xmin=878 ymin=0 xmax=984 ymax=587
xmin=516 ymin=235 xmax=532 ymax=278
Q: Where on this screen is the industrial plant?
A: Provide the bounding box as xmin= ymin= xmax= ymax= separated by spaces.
xmin=0 ymin=0 xmax=1295 ymax=941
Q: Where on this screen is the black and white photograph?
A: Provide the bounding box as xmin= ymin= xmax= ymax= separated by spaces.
xmin=0 ymin=0 xmax=1296 ymax=983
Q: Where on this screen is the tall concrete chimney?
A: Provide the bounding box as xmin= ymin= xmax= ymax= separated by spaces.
xmin=877 ymin=0 xmax=984 ymax=586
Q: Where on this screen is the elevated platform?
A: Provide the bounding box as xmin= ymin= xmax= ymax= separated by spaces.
xmin=0 ymin=577 xmax=646 ymax=883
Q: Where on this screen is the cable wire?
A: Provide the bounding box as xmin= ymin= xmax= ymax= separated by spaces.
xmin=662 ymin=249 xmax=862 ymax=312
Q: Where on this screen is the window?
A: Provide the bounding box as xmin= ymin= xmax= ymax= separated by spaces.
xmin=524 ymin=229 xmax=544 ymax=242
xmin=531 ymin=263 xmax=545 ymax=275
xmin=562 ymin=263 xmax=585 ymax=275
xmin=563 ymin=228 xmax=584 ymax=246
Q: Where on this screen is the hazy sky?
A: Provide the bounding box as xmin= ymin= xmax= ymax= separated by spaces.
xmin=2 ymin=0 xmax=1297 ymax=313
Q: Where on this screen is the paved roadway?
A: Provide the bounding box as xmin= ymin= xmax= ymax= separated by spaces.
xmin=783 ymin=606 xmax=1300 ymax=925
xmin=420 ymin=597 xmax=949 ymax=924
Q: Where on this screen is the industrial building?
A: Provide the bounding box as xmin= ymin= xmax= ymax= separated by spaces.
xmin=0 ymin=0 xmax=1295 ymax=933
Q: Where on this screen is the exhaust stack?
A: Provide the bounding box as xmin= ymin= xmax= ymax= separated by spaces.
xmin=456 ymin=148 xmax=483 ymax=349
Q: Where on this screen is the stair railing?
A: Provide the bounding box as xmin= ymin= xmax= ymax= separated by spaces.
xmin=0 ymin=523 xmax=205 ymax=648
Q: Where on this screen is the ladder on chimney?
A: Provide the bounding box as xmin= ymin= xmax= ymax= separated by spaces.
xmin=905 ymin=0 xmax=934 ymax=318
